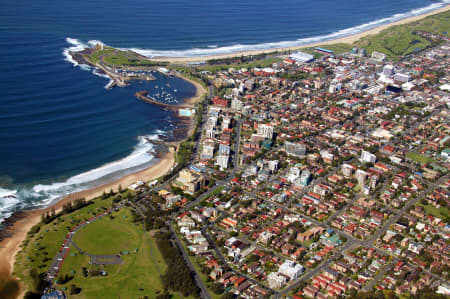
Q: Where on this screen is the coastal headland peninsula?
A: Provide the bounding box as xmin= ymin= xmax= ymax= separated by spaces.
xmin=1 ymin=5 xmax=449 ymax=299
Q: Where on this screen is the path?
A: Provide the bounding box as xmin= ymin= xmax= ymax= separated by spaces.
xmin=47 ymin=208 xmax=114 ymax=281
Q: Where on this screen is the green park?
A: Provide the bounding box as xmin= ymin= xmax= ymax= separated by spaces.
xmin=13 ymin=193 xmax=189 ymax=298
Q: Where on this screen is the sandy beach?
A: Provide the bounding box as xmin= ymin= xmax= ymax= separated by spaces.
xmin=0 ymin=65 xmax=209 ymax=297
xmin=0 ymin=151 xmax=174 ymax=296
xmin=176 ymin=72 xmax=207 ymax=106
xmin=150 ymin=4 xmax=450 ymax=64
xmin=0 ymin=4 xmax=448 ymax=298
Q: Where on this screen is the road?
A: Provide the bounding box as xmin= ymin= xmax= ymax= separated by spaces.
xmin=150 ymin=81 xmax=448 ymax=297
xmin=169 ymin=220 xmax=211 ymax=299
xmin=201 ymin=214 xmax=279 ymax=295
xmin=47 ymin=207 xmax=115 ymax=281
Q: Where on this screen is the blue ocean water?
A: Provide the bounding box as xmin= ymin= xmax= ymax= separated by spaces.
xmin=0 ymin=0 xmax=447 ymax=221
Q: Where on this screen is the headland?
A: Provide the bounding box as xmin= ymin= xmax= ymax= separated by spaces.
xmin=0 ymin=44 xmax=207 ymax=298
xmin=0 ymin=5 xmax=448 ymax=298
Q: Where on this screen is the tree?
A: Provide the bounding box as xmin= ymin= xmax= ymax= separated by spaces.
xmin=69 ymin=284 xmax=82 ymax=295
xmin=221 ymin=293 xmax=235 ymax=299
xmin=211 ymin=283 xmax=224 ymax=294
xmin=23 ymin=292 xmax=41 ymax=299
xmin=156 ymin=293 xmax=171 ymax=299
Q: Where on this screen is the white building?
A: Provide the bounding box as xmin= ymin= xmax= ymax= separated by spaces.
xmin=231 ymin=98 xmax=243 ymax=111
xmin=278 ymin=260 xmax=304 ymax=280
xmin=394 ymin=72 xmax=410 ymax=83
xmin=206 ymin=116 xmax=218 ymax=130
xmin=372 ymin=128 xmax=393 ymax=140
xmin=257 ymin=124 xmax=274 ymax=139
xmin=361 ymin=150 xmax=377 ymax=164
xmin=290 ymin=51 xmax=315 ymax=63
xmin=320 ymin=150 xmax=334 ymax=162
xmin=217 ymin=154 xmax=229 ymax=170
xmin=201 ymin=139 xmax=215 ymax=160
xmin=268 ymin=160 xmax=279 ymax=172
xmin=177 ymin=215 xmax=196 ymax=228
xmin=355 ymin=169 xmax=368 ymax=185
xmin=222 ymin=117 xmax=231 ymax=131
xmin=342 ymin=163 xmax=355 ymax=177
xmin=219 ymin=144 xmax=231 ymax=155
xmin=267 ymin=272 xmax=287 ymax=289
xmin=383 ymin=65 xmax=395 ymax=77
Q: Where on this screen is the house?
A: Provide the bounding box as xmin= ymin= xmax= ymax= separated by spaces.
xmin=297 ymin=227 xmax=324 ymax=243
xmin=178 ymin=215 xmax=196 ymax=228
xmin=304 ymin=286 xmax=319 ymax=298
xmin=212 ymin=96 xmax=229 ymax=107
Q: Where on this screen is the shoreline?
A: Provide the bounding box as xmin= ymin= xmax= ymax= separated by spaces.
xmin=149 ymin=4 xmax=450 ymax=63
xmin=0 ymin=4 xmax=445 ymax=297
xmin=0 ymin=151 xmax=174 ymax=296
xmin=171 ymin=71 xmax=207 ymax=146
xmin=174 ymin=72 xmax=207 ymax=107
xmin=0 ymin=64 xmax=208 ymax=297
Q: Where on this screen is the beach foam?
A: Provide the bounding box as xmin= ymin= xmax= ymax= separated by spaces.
xmin=115 ymin=2 xmax=446 ymax=58
xmin=0 ymin=188 xmax=21 ymax=220
xmin=0 ymin=134 xmax=162 ymax=224
xmin=63 ymin=38 xmax=111 ymax=81
xmin=63 ymin=38 xmax=89 ymax=66
xmin=32 ymin=135 xmax=156 ymax=195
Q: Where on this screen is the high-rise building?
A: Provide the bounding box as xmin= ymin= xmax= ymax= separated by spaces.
xmin=268 ymin=160 xmax=279 ymax=172
xmin=300 ymin=170 xmax=311 ymax=186
xmin=217 ymin=154 xmax=229 ymax=170
xmin=201 ymin=139 xmax=215 ymax=160
xmin=361 ymin=151 xmax=377 ymax=164
xmin=342 ymin=163 xmax=355 ymax=177
xmin=257 ymin=124 xmax=274 ymax=139
xmin=222 ymin=117 xmax=231 ymax=131
xmin=355 ymin=169 xmax=368 ymax=185
xmin=231 ymin=98 xmax=243 ymax=111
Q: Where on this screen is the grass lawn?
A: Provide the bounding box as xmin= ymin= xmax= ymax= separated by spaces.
xmin=13 ymin=196 xmax=117 ymax=290
xmin=14 ymin=194 xmax=189 ymax=298
xmin=405 ymin=152 xmax=435 ymax=165
xmin=57 ymin=208 xmax=170 ymax=298
xmin=72 ymin=209 xmax=139 ymax=255
xmin=298 ymin=10 xmax=450 ymax=60
xmin=84 ymin=48 xmax=115 ymax=64
xmin=84 ymin=46 xmax=152 ymax=67
xmin=301 ymin=43 xmax=353 ymax=58
xmin=354 ymin=10 xmax=450 ymax=59
xmin=102 ymin=54 xmax=148 ymax=66
xmin=417 ymin=202 xmax=449 ymax=220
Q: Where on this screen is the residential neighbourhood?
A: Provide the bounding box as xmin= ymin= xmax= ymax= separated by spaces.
xmin=144 ymin=40 xmax=450 ymax=298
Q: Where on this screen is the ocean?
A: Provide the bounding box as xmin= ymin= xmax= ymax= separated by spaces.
xmin=0 ymin=0 xmax=447 ymax=222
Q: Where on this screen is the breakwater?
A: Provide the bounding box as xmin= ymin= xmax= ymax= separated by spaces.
xmin=135 ymin=90 xmax=190 ymax=111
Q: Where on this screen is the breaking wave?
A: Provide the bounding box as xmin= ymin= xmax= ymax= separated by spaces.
xmin=63 ymin=38 xmax=111 ymax=84
xmin=104 ymin=1 xmax=447 ymax=58
xmin=0 ymin=134 xmax=161 ymax=224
